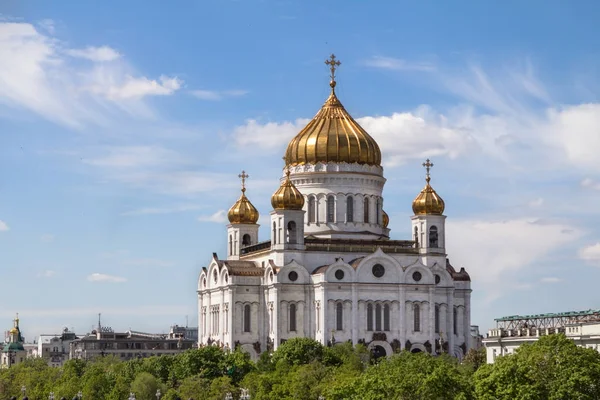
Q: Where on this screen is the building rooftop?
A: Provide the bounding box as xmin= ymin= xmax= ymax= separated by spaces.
xmin=496 ymin=309 xmax=600 ymax=322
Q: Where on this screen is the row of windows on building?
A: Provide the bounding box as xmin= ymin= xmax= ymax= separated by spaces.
xmin=235 ymin=303 xmax=462 ymax=335
xmin=202 ymin=303 xmax=462 ymax=337
xmin=307 ymin=196 xmax=382 ymax=225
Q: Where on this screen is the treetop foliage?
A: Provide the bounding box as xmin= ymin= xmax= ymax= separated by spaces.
xmin=1 ymin=335 xmax=598 ymax=400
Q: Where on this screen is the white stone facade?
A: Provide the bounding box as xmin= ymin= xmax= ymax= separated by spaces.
xmin=197 ymin=160 xmax=472 ymax=360
xmin=484 ymin=320 xmax=600 ymax=363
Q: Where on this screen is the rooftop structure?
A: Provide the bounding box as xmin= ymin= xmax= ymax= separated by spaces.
xmin=494 ymin=309 xmax=600 ymax=330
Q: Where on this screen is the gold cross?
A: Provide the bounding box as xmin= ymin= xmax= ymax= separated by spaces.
xmin=325 ymin=54 xmax=341 ymax=82
xmin=422 ymin=159 xmax=434 ymax=182
xmin=238 ymin=170 xmax=249 ymax=192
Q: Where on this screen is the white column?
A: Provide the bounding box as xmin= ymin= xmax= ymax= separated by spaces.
xmin=464 ymin=293 xmax=471 ymax=351
xmin=352 ymin=284 xmax=358 ymax=344
xmin=447 ymin=289 xmax=455 ymax=356
xmin=273 ymin=287 xmax=279 ymax=349
xmin=198 ymin=293 xmax=204 ymax=345
xmin=428 ymin=288 xmax=435 ymax=354
xmin=399 ymin=287 xmax=406 ymax=349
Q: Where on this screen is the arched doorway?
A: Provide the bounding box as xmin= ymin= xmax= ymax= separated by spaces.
xmin=371 ymin=345 xmax=387 ymax=359
xmin=368 ymin=340 xmax=393 ymax=360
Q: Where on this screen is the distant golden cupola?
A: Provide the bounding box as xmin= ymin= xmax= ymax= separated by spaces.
xmin=382 ymin=210 xmax=389 ymax=228
xmin=412 ymin=159 xmax=445 ymax=215
xmin=271 ymin=169 xmax=305 ymax=210
xmin=228 ymin=170 xmax=260 ymax=224
xmin=284 ymin=54 xmax=382 ymax=167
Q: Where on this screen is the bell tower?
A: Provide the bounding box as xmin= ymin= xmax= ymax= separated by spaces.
xmin=226 ymin=170 xmax=260 ymax=260
xmin=411 ymin=159 xmax=446 ymax=254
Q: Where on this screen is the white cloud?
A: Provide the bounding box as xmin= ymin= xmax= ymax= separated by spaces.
xmin=66 ymin=45 xmax=121 ymax=62
xmin=122 ymin=258 xmax=175 ymax=268
xmin=121 ymin=204 xmax=203 ymax=216
xmin=40 ymin=233 xmax=55 ymax=243
xmin=84 ymin=146 xmax=192 ymax=168
xmin=198 ymin=210 xmax=228 ymax=223
xmin=528 ymin=198 xmax=544 ymax=208
xmin=97 ymin=75 xmax=182 ymax=100
xmin=36 ymin=270 xmax=56 ymax=278
xmin=0 ymin=220 xmax=8 ymax=231
xmin=191 ymin=89 xmax=248 ymax=101
xmin=360 ymin=107 xmax=478 ymax=167
xmin=579 ymin=243 xmax=600 ymax=266
xmin=364 ymin=56 xmax=435 ymax=71
xmin=545 ymin=104 xmax=600 ymax=170
xmin=232 ymin=118 xmax=308 ymax=151
xmin=540 ymin=277 xmax=562 ymax=283
xmin=0 ymin=21 xmax=182 ymax=127
xmin=446 ymin=218 xmax=581 ymax=301
xmin=581 ymin=178 xmax=600 ymax=190
xmin=37 ymin=19 xmax=55 ymax=34
xmin=87 ymin=273 xmax=127 ymax=283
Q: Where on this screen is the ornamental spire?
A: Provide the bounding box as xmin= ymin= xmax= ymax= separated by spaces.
xmin=238 ymin=170 xmax=249 ymax=193
xmin=324 ymin=54 xmax=341 ymax=89
xmin=422 ymin=159 xmax=434 ymax=183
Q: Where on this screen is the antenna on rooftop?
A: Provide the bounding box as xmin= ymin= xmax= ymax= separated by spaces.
xmin=186 ymin=315 xmax=188 ymax=328
xmin=98 ymin=313 xmax=101 ymax=330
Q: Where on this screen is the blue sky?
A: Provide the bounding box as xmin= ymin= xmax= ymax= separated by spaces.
xmin=1 ymin=0 xmax=600 ymax=339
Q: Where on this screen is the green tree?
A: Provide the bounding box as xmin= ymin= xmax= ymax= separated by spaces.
xmin=349 ymin=351 xmax=474 ymax=400
xmin=463 ymin=348 xmax=486 ymax=372
xmin=130 ymin=372 xmax=164 ymax=400
xmin=271 ymin=338 xmax=325 ymax=366
xmin=474 ymin=334 xmax=600 ymax=400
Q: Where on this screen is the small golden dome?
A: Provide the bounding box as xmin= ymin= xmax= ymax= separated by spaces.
xmin=271 ymin=170 xmax=305 ymax=210
xmin=227 ymin=170 xmax=259 ymax=224
xmin=382 ymin=210 xmax=389 ymax=228
xmin=412 ymin=159 xmax=445 ymax=215
xmin=9 ymin=327 xmax=18 ymax=335
xmin=284 ymin=54 xmax=381 ymax=167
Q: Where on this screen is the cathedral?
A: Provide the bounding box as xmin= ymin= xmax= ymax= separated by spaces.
xmin=197 ymin=55 xmax=472 ymax=359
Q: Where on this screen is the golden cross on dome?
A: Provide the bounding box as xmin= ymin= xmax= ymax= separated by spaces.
xmin=325 ymin=54 xmax=341 ymax=83
xmin=238 ymin=170 xmax=249 ymax=192
xmin=422 ymin=159 xmax=434 ymax=182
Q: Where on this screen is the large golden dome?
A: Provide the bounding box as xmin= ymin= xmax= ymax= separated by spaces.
xmin=284 ymin=55 xmax=381 ymax=167
xmin=271 ymin=170 xmax=305 ymax=210
xmin=412 ymin=159 xmax=445 ymax=215
xmin=382 ymin=210 xmax=389 ymax=228
xmin=228 ymin=171 xmax=259 ymax=224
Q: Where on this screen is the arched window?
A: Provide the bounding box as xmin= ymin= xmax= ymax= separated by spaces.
xmin=272 ymin=222 xmax=277 ymax=245
xmin=336 ymin=302 xmax=343 ymax=331
xmin=244 ymin=304 xmax=251 ymax=333
xmin=242 ymin=234 xmax=251 ymax=246
xmin=375 ymin=303 xmax=382 ymax=331
xmin=453 ymin=307 xmax=458 ymax=335
xmin=376 ymin=198 xmax=380 ymax=224
xmin=383 ymin=304 xmax=390 ymax=331
xmin=429 ymin=226 xmax=439 ymax=247
xmin=414 ymin=304 xmax=420 ymax=332
xmin=346 ymin=196 xmax=354 ymax=222
xmin=363 ymin=198 xmax=370 ymax=223
xmin=308 ymin=196 xmax=316 ymax=223
xmin=414 ymin=226 xmax=419 ymax=247
xmin=326 ymin=196 xmax=335 ymax=223
xmin=289 ymin=303 xmax=297 ymax=332
xmin=229 ymin=235 xmax=233 ymax=255
xmin=287 ymin=221 xmax=297 ymax=244
xmin=367 ymin=303 xmax=373 ymax=331
xmin=435 ymin=305 xmax=440 ymax=333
